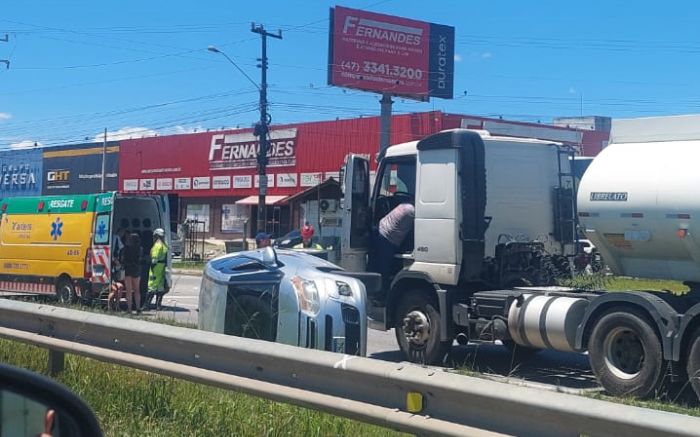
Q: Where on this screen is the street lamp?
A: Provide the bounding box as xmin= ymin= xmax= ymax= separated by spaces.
xmin=208 ymin=42 xmax=273 ymax=235
xmin=207 ymin=46 xmax=260 ymax=91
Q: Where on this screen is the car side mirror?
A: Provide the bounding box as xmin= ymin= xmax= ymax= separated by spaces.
xmin=261 ymin=246 xmax=278 ymax=267
xmin=0 ymin=364 xmax=103 ymax=437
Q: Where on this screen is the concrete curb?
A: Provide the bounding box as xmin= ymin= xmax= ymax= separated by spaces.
xmin=172 ymin=269 xmax=203 ymax=277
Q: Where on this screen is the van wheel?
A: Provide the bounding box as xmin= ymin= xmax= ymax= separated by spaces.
xmin=588 ymin=310 xmax=665 ymax=398
xmin=56 ymin=278 xmax=77 ymax=304
xmin=685 ymin=327 xmax=700 ymax=400
xmin=394 ymin=290 xmax=451 ymax=365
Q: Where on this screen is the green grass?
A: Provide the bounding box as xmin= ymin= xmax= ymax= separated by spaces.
xmin=557 ymin=274 xmax=690 ymax=295
xmin=605 ymin=276 xmax=689 ymax=294
xmin=586 ymin=391 xmax=700 ymax=417
xmin=0 ymin=339 xmax=405 ymax=437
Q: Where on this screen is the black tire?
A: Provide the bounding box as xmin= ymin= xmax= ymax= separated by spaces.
xmin=225 ymin=295 xmax=274 ymax=341
xmin=394 ymin=290 xmax=451 ymax=365
xmin=685 ymin=327 xmax=700 ymax=401
xmin=55 ymin=278 xmax=77 ymax=304
xmin=588 ymin=310 xmax=665 ymax=398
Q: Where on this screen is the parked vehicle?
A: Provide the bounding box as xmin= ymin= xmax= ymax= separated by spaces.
xmin=171 ymin=231 xmax=183 ymax=257
xmin=338 ymin=119 xmax=700 ymax=400
xmin=0 ymin=192 xmax=171 ymax=303
xmin=273 ymin=229 xmax=302 ymax=248
xmin=198 ymin=246 xmax=374 ymax=355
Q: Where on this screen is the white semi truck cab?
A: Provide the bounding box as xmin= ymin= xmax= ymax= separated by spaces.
xmin=340 ymin=123 xmax=700 ymax=401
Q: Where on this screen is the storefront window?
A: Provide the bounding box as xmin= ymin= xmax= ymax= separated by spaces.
xmin=185 ymin=204 xmax=210 ymax=232
xmin=221 ymin=204 xmax=248 ymax=233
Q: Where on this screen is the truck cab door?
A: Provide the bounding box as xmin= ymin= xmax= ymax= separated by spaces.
xmin=339 ymin=154 xmax=370 ymax=271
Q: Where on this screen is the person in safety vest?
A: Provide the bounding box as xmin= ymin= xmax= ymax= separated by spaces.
xmin=145 ymin=228 xmax=169 ymax=311
xmin=293 ymin=222 xmax=323 ymax=250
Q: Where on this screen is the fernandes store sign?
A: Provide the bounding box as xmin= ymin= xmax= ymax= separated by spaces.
xmin=208 ymin=128 xmax=297 ymax=170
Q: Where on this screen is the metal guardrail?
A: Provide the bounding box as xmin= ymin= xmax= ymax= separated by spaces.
xmin=0 ymin=299 xmax=698 ymax=437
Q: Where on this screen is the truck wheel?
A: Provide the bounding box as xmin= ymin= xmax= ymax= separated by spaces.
xmin=394 ymin=290 xmax=451 ymax=365
xmin=685 ymin=327 xmax=700 ymax=400
xmin=55 ymin=278 xmax=77 ymax=304
xmin=588 ymin=311 xmax=664 ymax=398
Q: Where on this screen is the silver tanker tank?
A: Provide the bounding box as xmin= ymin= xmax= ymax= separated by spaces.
xmin=577 ymin=115 xmax=700 ymax=282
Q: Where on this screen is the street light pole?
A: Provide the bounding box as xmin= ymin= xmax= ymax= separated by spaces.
xmin=208 ymin=24 xmax=281 ymax=235
xmin=251 ymin=23 xmax=282 ymax=234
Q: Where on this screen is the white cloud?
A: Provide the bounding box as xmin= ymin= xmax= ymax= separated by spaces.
xmin=454 ymin=54 xmax=463 ymax=62
xmin=481 ymin=52 xmax=493 ymax=59
xmin=94 ymin=126 xmax=159 ymax=142
xmin=171 ymin=125 xmax=205 ymax=135
xmin=0 ymin=112 xmax=11 ymax=121
xmin=9 ymin=140 xmax=42 ymax=149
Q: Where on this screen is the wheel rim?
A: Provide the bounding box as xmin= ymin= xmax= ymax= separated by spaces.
xmin=58 ymin=284 xmax=71 ymax=303
xmin=603 ymin=326 xmax=645 ymax=380
xmin=402 ymin=310 xmax=431 ymax=348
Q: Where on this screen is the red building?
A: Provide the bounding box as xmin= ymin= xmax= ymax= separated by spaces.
xmin=118 ymin=111 xmax=609 ymax=239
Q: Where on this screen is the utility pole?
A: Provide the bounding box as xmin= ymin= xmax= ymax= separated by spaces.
xmin=1 ymin=34 xmax=9 ymax=69
xmin=251 ymin=23 xmax=282 ymax=234
xmin=100 ymin=128 xmax=107 ymax=192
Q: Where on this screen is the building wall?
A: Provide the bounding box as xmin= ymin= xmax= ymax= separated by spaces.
xmin=0 ymin=148 xmax=42 ymax=198
xmin=116 ymin=110 xmax=609 ymax=237
xmin=42 ymin=142 xmax=120 ymax=195
xmin=118 ymin=111 xmax=444 ymax=200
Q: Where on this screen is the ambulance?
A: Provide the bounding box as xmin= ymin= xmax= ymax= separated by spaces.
xmin=0 ymin=192 xmax=171 ymax=303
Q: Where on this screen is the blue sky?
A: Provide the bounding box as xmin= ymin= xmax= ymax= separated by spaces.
xmin=1 ymin=0 xmax=700 ymax=149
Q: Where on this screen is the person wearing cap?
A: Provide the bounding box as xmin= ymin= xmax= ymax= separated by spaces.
xmin=294 ymin=222 xmax=323 ymax=249
xmin=145 ymin=228 xmax=169 ymax=310
xmin=256 ymin=232 xmax=272 ymax=249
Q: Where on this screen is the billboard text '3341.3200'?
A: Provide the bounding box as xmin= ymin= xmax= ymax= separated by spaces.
xmin=328 ymin=6 xmax=455 ymax=100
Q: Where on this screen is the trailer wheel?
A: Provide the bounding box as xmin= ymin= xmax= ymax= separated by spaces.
xmin=55 ymin=278 xmax=77 ymax=304
xmin=588 ymin=311 xmax=664 ymax=398
xmin=685 ymin=327 xmax=700 ymax=400
xmin=394 ymin=290 xmax=451 ymax=365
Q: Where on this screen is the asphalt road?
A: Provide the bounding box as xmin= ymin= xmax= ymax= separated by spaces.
xmin=161 ymin=273 xmax=599 ymax=393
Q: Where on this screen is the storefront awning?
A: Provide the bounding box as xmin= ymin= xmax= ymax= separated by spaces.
xmin=235 ymin=195 xmax=288 ymax=206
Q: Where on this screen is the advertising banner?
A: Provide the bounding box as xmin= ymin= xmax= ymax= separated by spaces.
xmin=0 ymin=148 xmax=42 ymax=197
xmin=328 ymin=6 xmax=454 ymax=99
xmin=42 ymin=143 xmax=119 ymax=195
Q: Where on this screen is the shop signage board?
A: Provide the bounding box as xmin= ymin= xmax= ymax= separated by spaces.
xmin=0 ymin=148 xmax=42 ymax=197
xmin=157 ymin=178 xmax=173 ymax=190
xmin=212 ymin=175 xmax=231 ymax=189
xmin=209 ymin=128 xmax=298 ymax=170
xmin=254 ymin=174 xmax=275 ymax=188
xmin=42 ymin=143 xmax=119 ymax=195
xmin=277 ymin=173 xmax=298 ymax=188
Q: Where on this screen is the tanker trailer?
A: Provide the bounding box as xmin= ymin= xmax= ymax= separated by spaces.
xmin=574 ymin=114 xmax=700 ymax=399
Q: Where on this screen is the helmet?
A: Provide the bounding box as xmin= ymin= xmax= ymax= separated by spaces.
xmin=153 ymin=228 xmax=165 ymax=238
xmin=301 ymin=224 xmax=314 ymax=240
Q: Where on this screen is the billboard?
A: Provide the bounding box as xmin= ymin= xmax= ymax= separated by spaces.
xmin=42 ymin=142 xmax=119 ymax=195
xmin=328 ymin=6 xmax=454 ymax=99
xmin=0 ymin=148 xmax=42 ymax=197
